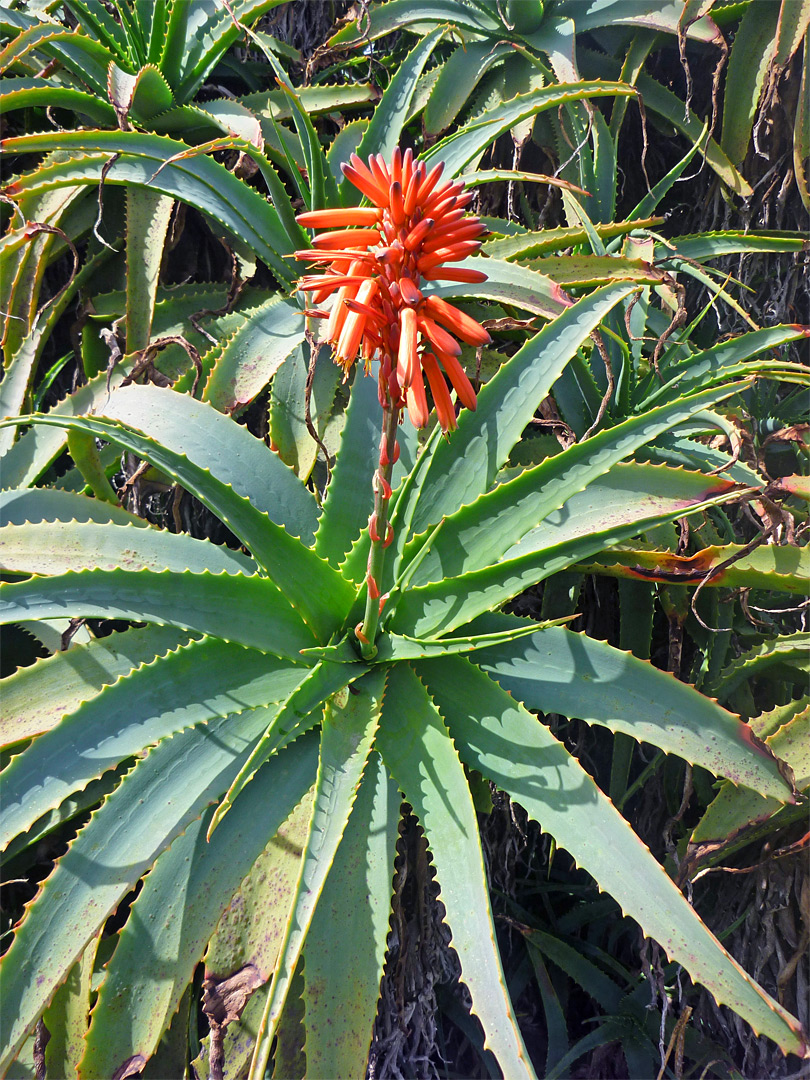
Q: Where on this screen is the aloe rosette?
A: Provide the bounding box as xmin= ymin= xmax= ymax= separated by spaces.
xmin=1 ymin=150 xmax=809 ymax=1074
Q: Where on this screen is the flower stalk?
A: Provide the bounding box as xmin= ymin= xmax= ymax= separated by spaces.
xmin=294 ymin=148 xmax=492 ymax=656
xmin=356 ymin=396 xmax=400 ymax=658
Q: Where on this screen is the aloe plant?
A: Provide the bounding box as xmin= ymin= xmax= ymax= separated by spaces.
xmin=1 ymin=256 xmax=808 ymax=1074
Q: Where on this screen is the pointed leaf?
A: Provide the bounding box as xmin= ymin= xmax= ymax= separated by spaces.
xmin=0 ymin=568 xmax=315 ymax=657
xmin=303 ymin=752 xmax=399 ymax=1079
xmin=419 ymin=656 xmax=806 ymax=1058
xmin=249 ymin=668 xmax=386 ymax=1080
xmin=376 ymin=664 xmax=535 ymax=1080
xmin=0 ymin=624 xmax=190 ymax=746
xmin=0 ymin=705 xmax=281 ymax=1073
xmin=0 ymin=519 xmax=256 ymax=576
xmin=472 ymin=617 xmax=791 ymax=800
xmin=79 ymin=731 xmax=319 ymax=1079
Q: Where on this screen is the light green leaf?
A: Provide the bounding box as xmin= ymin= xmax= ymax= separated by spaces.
xmin=249 ymin=668 xmax=386 ymax=1080
xmin=0 ymin=568 xmax=315 ymax=657
xmin=0 ymin=637 xmax=308 ymax=848
xmin=377 ymin=664 xmax=535 ymax=1080
xmin=202 ymin=295 xmax=307 ymax=415
xmin=303 ymin=751 xmax=399 ymax=1080
xmin=0 ymin=624 xmax=190 ymax=746
xmin=79 ymin=730 xmax=319 ymax=1079
xmin=0 ymin=704 xmax=282 ymax=1072
xmin=0 ymin=519 xmax=256 ymax=576
xmin=420 ymin=656 xmax=806 ymax=1058
xmin=471 ymin=616 xmax=792 ymax=801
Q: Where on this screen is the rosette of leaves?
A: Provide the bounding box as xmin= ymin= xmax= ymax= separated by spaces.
xmin=1 ymin=279 xmax=809 ymax=1077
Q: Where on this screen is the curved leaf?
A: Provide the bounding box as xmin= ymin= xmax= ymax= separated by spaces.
xmin=0 ymin=624 xmax=191 ymax=746
xmin=303 ymin=751 xmax=399 ymax=1080
xmin=471 ymin=618 xmax=791 ymax=800
xmin=424 ymin=82 xmax=635 ymax=177
xmin=0 ymin=705 xmax=292 ymax=1073
xmin=419 ymin=656 xmax=806 ymax=1058
xmin=377 ymin=664 xmax=535 ymax=1080
xmin=2 ymin=130 xmax=297 ymax=284
xmin=0 ymin=519 xmax=256 ymax=576
xmin=78 ymin=730 xmax=319 ymax=1080
xmin=0 ymin=568 xmax=315 ymax=657
xmin=249 ymin=668 xmax=386 ymax=1080
xmin=0 ymin=76 xmax=117 ymax=123
xmin=0 ymin=637 xmax=308 ymax=849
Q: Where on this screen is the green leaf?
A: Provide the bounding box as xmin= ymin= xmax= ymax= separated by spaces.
xmin=471 ymin=617 xmax=792 ymax=801
xmin=393 ymin=283 xmax=637 ymax=555
xmin=0 ymin=519 xmax=256 ymax=576
xmin=210 ymin=660 xmax=370 ymax=840
xmin=389 ymin=453 xmax=749 ymax=640
xmin=0 ymin=76 xmax=117 ymax=124
xmin=0 ymin=704 xmax=283 ymax=1073
xmin=356 ymin=27 xmax=447 ymax=166
xmin=303 ymin=751 xmax=399 ymax=1080
xmin=424 ymin=40 xmax=512 ymax=134
xmin=376 ymin=664 xmax=535 ymax=1080
xmin=202 ymin=295 xmax=307 ymax=415
xmin=419 ymin=656 xmax=806 ymax=1058
xmin=249 ymin=668 xmax=386 ymax=1080
xmin=658 ymin=229 xmax=807 ymax=261
xmin=79 ymin=730 xmax=319 ymax=1079
xmin=2 ymin=130 xmax=297 ymax=285
xmin=43 ymin=937 xmax=99 ymax=1080
xmin=328 ymin=0 xmax=499 ymax=46
xmin=578 ymin=50 xmax=752 ymax=197
xmin=404 ymin=382 xmax=748 ymax=589
xmin=0 ymin=24 xmax=112 ymax=97
xmin=268 ymin=343 xmax=343 ymax=482
xmin=427 ymin=256 xmax=572 ymax=320
xmin=424 ymin=82 xmax=635 ymax=177
xmin=0 ymin=637 xmax=308 ymax=849
xmin=640 ymin=325 xmax=808 ymax=408
xmin=0 ymin=387 xmax=356 ymax=640
xmin=0 ymin=624 xmax=190 ymax=746
xmin=314 ymin=365 xmax=382 ymax=570
xmin=125 ymin=187 xmax=175 ymax=353
xmin=0 ymin=568 xmax=315 ymax=657
xmin=720 ymin=0 xmax=780 ymax=165
xmin=710 ymin=633 xmax=810 ymax=701
xmin=483 ymin=218 xmax=663 ymax=261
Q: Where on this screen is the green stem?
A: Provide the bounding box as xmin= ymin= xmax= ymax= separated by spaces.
xmin=356 ymin=399 xmax=400 ymax=659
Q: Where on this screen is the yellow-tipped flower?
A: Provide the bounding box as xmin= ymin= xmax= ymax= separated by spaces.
xmin=294 ymin=148 xmax=492 ymax=431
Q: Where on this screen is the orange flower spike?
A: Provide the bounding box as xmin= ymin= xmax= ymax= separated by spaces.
xmin=296 ymin=206 xmax=381 ymax=228
xmin=403 ymin=161 xmax=423 ymax=217
xmin=433 ymin=349 xmax=477 ymax=411
xmin=312 ymin=228 xmax=381 ymax=250
xmin=389 ymin=180 xmax=406 ymax=227
xmin=422 ymin=352 xmax=457 ymax=432
xmin=403 ymin=217 xmax=435 ymax=252
xmin=405 ymin=369 xmax=430 ymax=429
xmin=390 ymin=146 xmax=402 ymax=187
xmin=336 ymin=278 xmax=378 ymax=367
xmin=421 ymin=266 xmax=488 ymax=283
xmin=397 ymin=306 xmax=419 ymax=388
xmin=423 ymin=295 xmax=491 ymax=347
xmin=417 ymin=314 xmax=463 ymax=357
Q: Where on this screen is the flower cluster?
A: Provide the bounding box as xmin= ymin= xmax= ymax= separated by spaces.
xmin=295 ymin=149 xmax=491 ymax=431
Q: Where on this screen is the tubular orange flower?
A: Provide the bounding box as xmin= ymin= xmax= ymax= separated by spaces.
xmin=294 ymin=148 xmax=492 ymax=432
